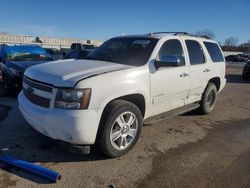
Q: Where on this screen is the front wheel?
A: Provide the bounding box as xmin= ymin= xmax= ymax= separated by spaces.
xmin=198 ymin=82 xmax=217 ymax=115
xmin=0 ymin=74 xmax=8 ymax=97
xmin=98 ymin=100 xmax=143 ymax=158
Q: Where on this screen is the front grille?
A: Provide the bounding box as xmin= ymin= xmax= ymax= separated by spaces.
xmin=23 ymin=88 xmax=50 ymax=108
xmin=23 ymin=76 xmax=53 ymax=93
xmin=23 ymin=76 xmax=53 ymax=108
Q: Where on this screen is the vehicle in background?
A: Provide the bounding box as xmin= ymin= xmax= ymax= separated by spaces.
xmin=242 ymin=62 xmax=250 ymax=80
xmin=45 ymin=48 xmax=63 ymax=60
xmin=63 ymin=49 xmax=89 ymax=60
xmin=19 ymin=32 xmax=226 ymax=157
xmin=70 ymin=43 xmax=96 ymax=51
xmin=62 ymin=43 xmax=97 ymax=59
xmin=0 ymin=45 xmax=53 ymax=95
xmin=238 ymin=54 xmax=250 ymax=61
xmin=225 ymin=55 xmax=248 ymax=62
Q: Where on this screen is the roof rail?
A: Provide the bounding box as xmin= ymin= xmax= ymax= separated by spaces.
xmin=149 ymin=32 xmax=189 ymax=35
xmin=149 ymin=32 xmax=210 ymax=39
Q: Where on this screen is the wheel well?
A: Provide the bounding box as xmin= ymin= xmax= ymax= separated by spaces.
xmin=104 ymin=94 xmax=146 ymax=118
xmin=208 ymin=77 xmax=221 ymax=91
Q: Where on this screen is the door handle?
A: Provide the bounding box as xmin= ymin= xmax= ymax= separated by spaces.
xmin=180 ymin=73 xmax=189 ymax=77
xmin=204 ymin=68 xmax=210 ymax=73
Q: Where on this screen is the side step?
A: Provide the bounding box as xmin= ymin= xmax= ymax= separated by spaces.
xmin=144 ymin=103 xmax=200 ymax=125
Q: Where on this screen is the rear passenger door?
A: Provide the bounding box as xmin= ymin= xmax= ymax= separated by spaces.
xmin=184 ymin=40 xmax=209 ymax=104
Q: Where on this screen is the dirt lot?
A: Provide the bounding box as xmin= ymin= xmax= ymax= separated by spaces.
xmin=0 ymin=66 xmax=250 ymax=188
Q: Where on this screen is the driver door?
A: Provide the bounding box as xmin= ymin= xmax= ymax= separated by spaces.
xmin=149 ymin=39 xmax=190 ymax=117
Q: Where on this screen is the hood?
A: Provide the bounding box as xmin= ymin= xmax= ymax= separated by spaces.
xmin=9 ymin=60 xmax=48 ymax=70
xmin=25 ymin=59 xmax=132 ymax=87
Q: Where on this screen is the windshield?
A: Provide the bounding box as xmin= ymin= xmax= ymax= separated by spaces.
xmin=85 ymin=37 xmax=158 ymax=66
xmin=5 ymin=47 xmax=53 ymax=61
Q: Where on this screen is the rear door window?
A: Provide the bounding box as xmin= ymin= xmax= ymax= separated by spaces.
xmin=185 ymin=40 xmax=205 ymax=65
xmin=204 ymin=42 xmax=224 ymax=62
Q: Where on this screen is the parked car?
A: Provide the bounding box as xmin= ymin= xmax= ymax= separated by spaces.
xmin=0 ymin=45 xmax=53 ymax=94
xmin=225 ymin=55 xmax=248 ymax=62
xmin=18 ymin=32 xmax=226 ymax=157
xmin=45 ymin=48 xmax=63 ymax=60
xmin=238 ymin=54 xmax=250 ymax=61
xmin=242 ymin=62 xmax=250 ymax=80
xmin=70 ymin=43 xmax=96 ymax=50
xmin=63 ymin=49 xmax=89 ymax=59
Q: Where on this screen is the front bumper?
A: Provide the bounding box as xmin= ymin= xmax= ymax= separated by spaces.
xmin=18 ymin=91 xmax=103 ymax=145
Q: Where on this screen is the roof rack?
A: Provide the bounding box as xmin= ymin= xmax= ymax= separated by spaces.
xmin=149 ymin=32 xmax=210 ymax=39
xmin=149 ymin=32 xmax=189 ymax=35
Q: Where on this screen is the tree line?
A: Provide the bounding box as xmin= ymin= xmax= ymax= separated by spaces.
xmin=195 ymin=29 xmax=250 ymax=52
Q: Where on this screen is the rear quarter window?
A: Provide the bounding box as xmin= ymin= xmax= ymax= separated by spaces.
xmin=204 ymin=42 xmax=224 ymax=62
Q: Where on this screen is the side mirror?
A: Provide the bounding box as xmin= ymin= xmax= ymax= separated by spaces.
xmin=155 ymin=55 xmax=184 ymax=69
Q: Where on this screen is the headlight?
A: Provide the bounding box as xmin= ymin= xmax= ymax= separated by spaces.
xmin=54 ymin=88 xmax=91 ymax=110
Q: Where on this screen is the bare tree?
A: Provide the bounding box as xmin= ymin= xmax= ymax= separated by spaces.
xmin=224 ymin=37 xmax=239 ymax=46
xmin=196 ymin=29 xmax=215 ymax=39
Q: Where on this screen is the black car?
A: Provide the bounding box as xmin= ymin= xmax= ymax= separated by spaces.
xmin=45 ymin=48 xmax=63 ymax=60
xmin=238 ymin=54 xmax=250 ymax=61
xmin=0 ymin=45 xmax=53 ymax=95
xmin=225 ymin=55 xmax=248 ymax=62
xmin=63 ymin=49 xmax=90 ymax=59
xmin=242 ymin=62 xmax=250 ymax=80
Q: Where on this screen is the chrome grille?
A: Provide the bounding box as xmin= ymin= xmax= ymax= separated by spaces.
xmin=23 ymin=76 xmax=53 ymax=108
xmin=23 ymin=76 xmax=53 ymax=93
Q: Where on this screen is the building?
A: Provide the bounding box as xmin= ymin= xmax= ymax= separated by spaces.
xmin=0 ymin=33 xmax=102 ymax=49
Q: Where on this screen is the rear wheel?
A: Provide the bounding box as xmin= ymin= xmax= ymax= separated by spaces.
xmin=198 ymin=82 xmax=217 ymax=115
xmin=98 ymin=100 xmax=143 ymax=158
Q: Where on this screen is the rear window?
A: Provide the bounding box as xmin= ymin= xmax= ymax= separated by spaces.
xmin=204 ymin=42 xmax=224 ymax=62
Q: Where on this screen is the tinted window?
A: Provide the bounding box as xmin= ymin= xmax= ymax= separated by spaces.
xmin=86 ymin=37 xmax=158 ymax=66
xmin=71 ymin=44 xmax=76 ymax=49
xmin=185 ymin=40 xmax=205 ymax=65
xmin=204 ymin=42 xmax=224 ymax=62
xmin=158 ymin=39 xmax=185 ymax=65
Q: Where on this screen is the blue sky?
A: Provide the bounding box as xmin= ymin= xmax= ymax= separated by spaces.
xmin=0 ymin=0 xmax=249 ymax=44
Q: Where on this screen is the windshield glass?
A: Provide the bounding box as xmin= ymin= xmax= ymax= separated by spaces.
xmin=5 ymin=46 xmax=53 ymax=61
xmin=85 ymin=37 xmax=158 ymax=66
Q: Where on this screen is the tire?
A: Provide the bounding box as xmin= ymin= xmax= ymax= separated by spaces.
xmin=98 ymin=100 xmax=143 ymax=158
xmin=242 ymin=74 xmax=247 ymax=80
xmin=0 ymin=83 xmax=6 ymax=97
xmin=198 ymin=82 xmax=217 ymax=115
xmin=0 ymin=74 xmax=8 ymax=97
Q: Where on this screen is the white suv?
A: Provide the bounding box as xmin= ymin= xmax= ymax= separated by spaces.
xmin=18 ymin=32 xmax=226 ymax=157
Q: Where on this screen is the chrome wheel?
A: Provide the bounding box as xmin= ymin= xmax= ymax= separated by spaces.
xmin=110 ymin=111 xmax=138 ymax=150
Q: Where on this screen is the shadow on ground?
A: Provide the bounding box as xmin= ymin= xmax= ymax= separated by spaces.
xmin=0 ymin=104 xmax=11 ymax=121
xmin=226 ymin=74 xmax=250 ymax=84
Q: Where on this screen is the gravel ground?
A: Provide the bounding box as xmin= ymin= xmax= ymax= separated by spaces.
xmin=0 ymin=66 xmax=250 ymax=188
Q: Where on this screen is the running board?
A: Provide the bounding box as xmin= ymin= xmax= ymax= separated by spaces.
xmin=144 ymin=103 xmax=200 ymax=125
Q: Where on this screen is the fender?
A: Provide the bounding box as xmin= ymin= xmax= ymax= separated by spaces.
xmin=75 ymin=66 xmax=151 ymax=119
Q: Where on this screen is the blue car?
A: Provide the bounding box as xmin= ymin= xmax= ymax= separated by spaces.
xmin=0 ymin=45 xmax=53 ymax=94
